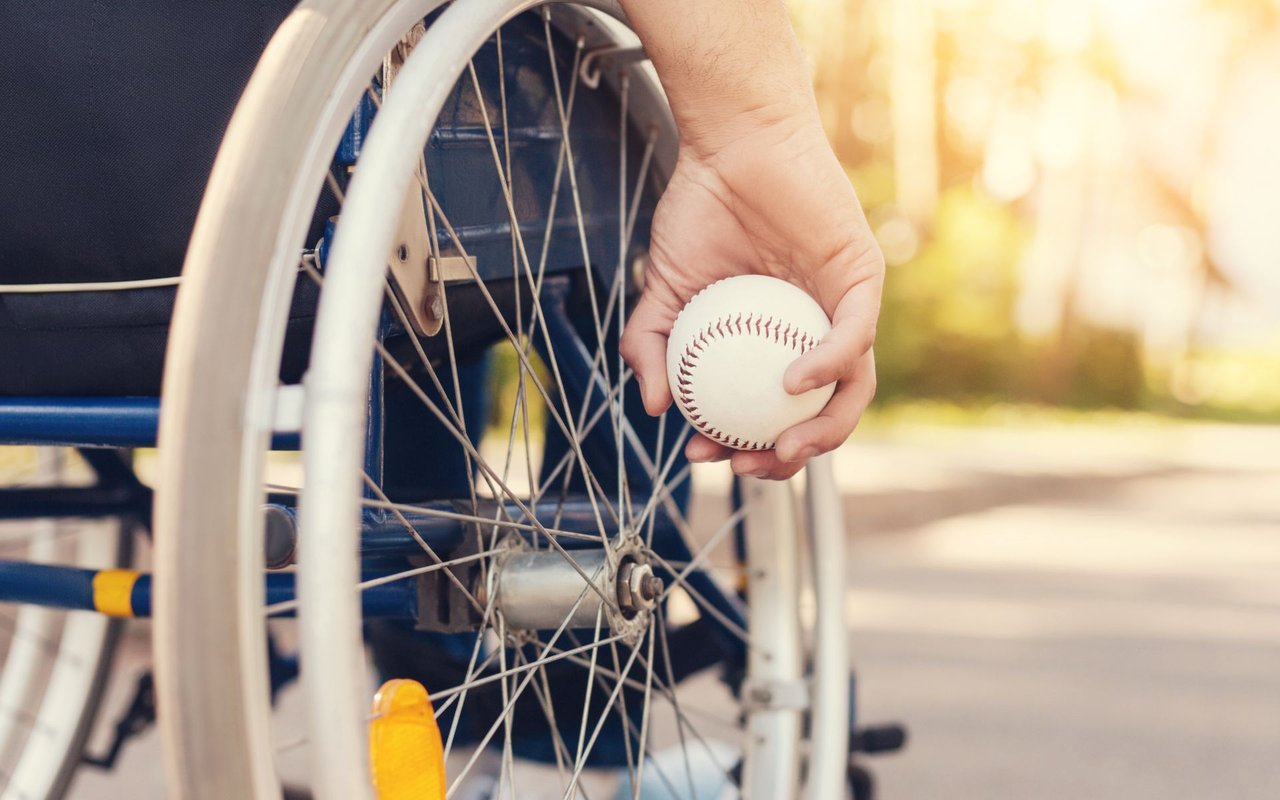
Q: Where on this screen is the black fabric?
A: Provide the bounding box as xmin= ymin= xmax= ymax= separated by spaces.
xmin=0 ymin=1 xmax=301 ymax=394
xmin=0 ymin=0 xmax=298 ymax=284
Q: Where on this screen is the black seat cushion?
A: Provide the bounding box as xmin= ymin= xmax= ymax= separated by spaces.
xmin=0 ymin=0 xmax=305 ymax=395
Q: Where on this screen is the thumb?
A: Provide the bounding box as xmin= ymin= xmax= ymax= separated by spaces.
xmin=619 ymin=291 xmax=675 ymax=416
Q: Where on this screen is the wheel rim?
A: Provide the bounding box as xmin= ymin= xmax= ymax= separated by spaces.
xmin=161 ymin=1 xmax=845 ymax=797
xmin=305 ymin=3 xmax=809 ymax=797
xmin=0 ymin=449 xmax=123 ymax=800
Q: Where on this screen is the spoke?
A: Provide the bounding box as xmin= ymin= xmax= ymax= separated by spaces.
xmin=607 ymin=638 xmax=640 ymax=792
xmin=663 ymin=502 xmax=753 ymax=594
xmin=438 ymin=561 xmax=503 ymax=762
xmin=414 ymin=185 xmax=622 ymax=539
xmin=647 ymin=551 xmax=754 ymax=650
xmin=419 ymin=165 xmax=485 ymax=521
xmin=380 ymin=280 xmax=492 ymax=507
xmin=518 ymin=647 xmax=576 ymax=792
xmin=548 ymin=634 xmax=689 ymax=800
xmin=298 ymin=261 xmax=494 ymax=520
xmin=301 ymin=260 xmax=619 ymax=610
xmin=361 ymin=473 xmax=487 ymax=616
xmin=497 ymin=614 xmax=517 ymax=798
xmin=262 ymin=548 xmax=500 ymax=616
xmin=265 ymin=485 xmax=603 ymax=544
xmin=625 ymin=130 xmax=658 ymax=255
xmin=542 ymin=641 xmax=742 ymax=736
xmin=532 ymin=36 xmax=585 ymax=292
xmin=374 ymin=343 xmax=623 ymax=614
xmin=631 ymin=574 xmax=659 ymax=797
xmin=570 ymin=607 xmax=606 ymax=799
xmin=443 ymin=624 xmax=629 ymax=796
xmin=438 ymin=643 xmax=502 ymax=750
xmin=487 ymin=26 xmax=540 ymax=505
xmin=656 ymin=606 xmax=741 ymax=793
xmin=633 ymin=439 xmax=693 ymax=544
xmin=643 ymin=411 xmax=668 ymax=547
xmin=561 ymin=632 xmax=646 ymax=798
xmin=540 ymin=22 xmax=612 ymax=401
xmin=615 ymin=73 xmax=630 ymax=533
xmin=324 ymin=169 xmax=345 ymax=204
xmin=459 ymin=63 xmax=620 ymax=555
xmin=431 ymin=630 xmax=627 ymax=707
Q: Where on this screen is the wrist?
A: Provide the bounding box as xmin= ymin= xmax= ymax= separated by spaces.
xmin=619 ymin=0 xmax=818 ymax=156
xmin=674 ymin=93 xmax=820 ymax=160
xmin=675 ymin=95 xmax=824 ymax=166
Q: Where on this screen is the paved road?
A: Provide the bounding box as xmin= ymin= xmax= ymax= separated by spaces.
xmin=66 ymin=421 xmax=1280 ymax=798
xmin=834 ymin=423 xmax=1280 ymax=799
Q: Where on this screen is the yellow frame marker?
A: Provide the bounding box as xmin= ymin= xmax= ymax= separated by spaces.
xmin=92 ymin=569 xmax=140 ymax=618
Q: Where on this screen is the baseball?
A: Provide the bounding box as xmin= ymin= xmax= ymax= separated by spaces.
xmin=666 ymin=275 xmax=836 ymax=451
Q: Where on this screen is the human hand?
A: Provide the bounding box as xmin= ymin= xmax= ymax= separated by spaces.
xmin=619 ymin=109 xmax=884 ymax=480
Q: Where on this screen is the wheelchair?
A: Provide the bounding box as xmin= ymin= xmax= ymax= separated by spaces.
xmin=0 ymin=1 xmax=877 ymax=797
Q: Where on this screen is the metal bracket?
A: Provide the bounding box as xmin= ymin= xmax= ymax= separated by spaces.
xmin=411 ymin=507 xmax=506 ymax=633
xmin=381 ymin=21 xmax=461 ymax=338
xmin=742 ymin=678 xmax=811 ymax=712
xmin=387 ymin=183 xmax=445 ymax=337
xmin=579 ymin=46 xmax=649 ymax=90
xmin=428 ymin=255 xmax=477 ymax=282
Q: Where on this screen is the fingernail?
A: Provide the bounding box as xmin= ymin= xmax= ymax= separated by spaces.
xmin=791 ymin=379 xmax=815 ymax=395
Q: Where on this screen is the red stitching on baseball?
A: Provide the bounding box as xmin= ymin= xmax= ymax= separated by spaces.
xmin=675 ymin=312 xmax=822 ymax=451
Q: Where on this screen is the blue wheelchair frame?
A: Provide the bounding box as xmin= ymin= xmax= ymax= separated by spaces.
xmin=0 ymin=301 xmax=744 ymax=626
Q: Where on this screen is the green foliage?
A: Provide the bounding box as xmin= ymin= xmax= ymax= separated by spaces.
xmin=872 ymin=185 xmax=1149 ymax=410
xmin=874 ymin=185 xmax=1026 ymax=401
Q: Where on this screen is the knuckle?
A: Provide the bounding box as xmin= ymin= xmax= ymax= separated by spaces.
xmin=811 ymin=432 xmax=840 ymax=454
xmin=862 ymin=319 xmax=879 ymax=349
xmin=854 ymin=238 xmax=887 ymax=276
xmin=617 ymin=332 xmax=640 ymax=365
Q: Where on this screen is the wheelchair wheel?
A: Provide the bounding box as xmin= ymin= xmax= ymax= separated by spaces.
xmin=0 ymin=449 xmax=129 ymax=800
xmin=157 ymin=1 xmax=849 ymax=798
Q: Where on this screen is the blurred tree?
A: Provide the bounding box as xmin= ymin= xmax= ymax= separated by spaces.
xmin=787 ymin=0 xmax=1279 ymax=419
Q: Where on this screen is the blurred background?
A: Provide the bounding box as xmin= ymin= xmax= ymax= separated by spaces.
xmin=796 ymin=0 xmax=1280 ymax=417
xmin=788 ymin=0 xmax=1280 ymax=796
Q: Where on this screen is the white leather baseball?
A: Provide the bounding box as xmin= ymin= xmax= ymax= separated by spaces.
xmin=666 ymin=275 xmax=836 ymax=451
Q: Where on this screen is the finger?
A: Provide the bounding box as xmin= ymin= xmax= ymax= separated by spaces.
xmin=729 ymin=449 xmax=806 ymax=481
xmin=784 ymin=268 xmax=882 ymax=396
xmin=686 ymin=434 xmax=733 ymax=463
xmin=619 ymin=292 xmax=675 ymax=416
xmin=775 ymin=349 xmax=876 ymax=463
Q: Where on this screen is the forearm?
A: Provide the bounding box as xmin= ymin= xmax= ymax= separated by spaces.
xmin=619 ymin=0 xmax=819 ymax=155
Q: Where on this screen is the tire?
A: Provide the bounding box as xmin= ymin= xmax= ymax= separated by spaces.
xmin=157 ymin=1 xmax=848 ymax=797
xmin=0 ymin=448 xmax=129 ymax=800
